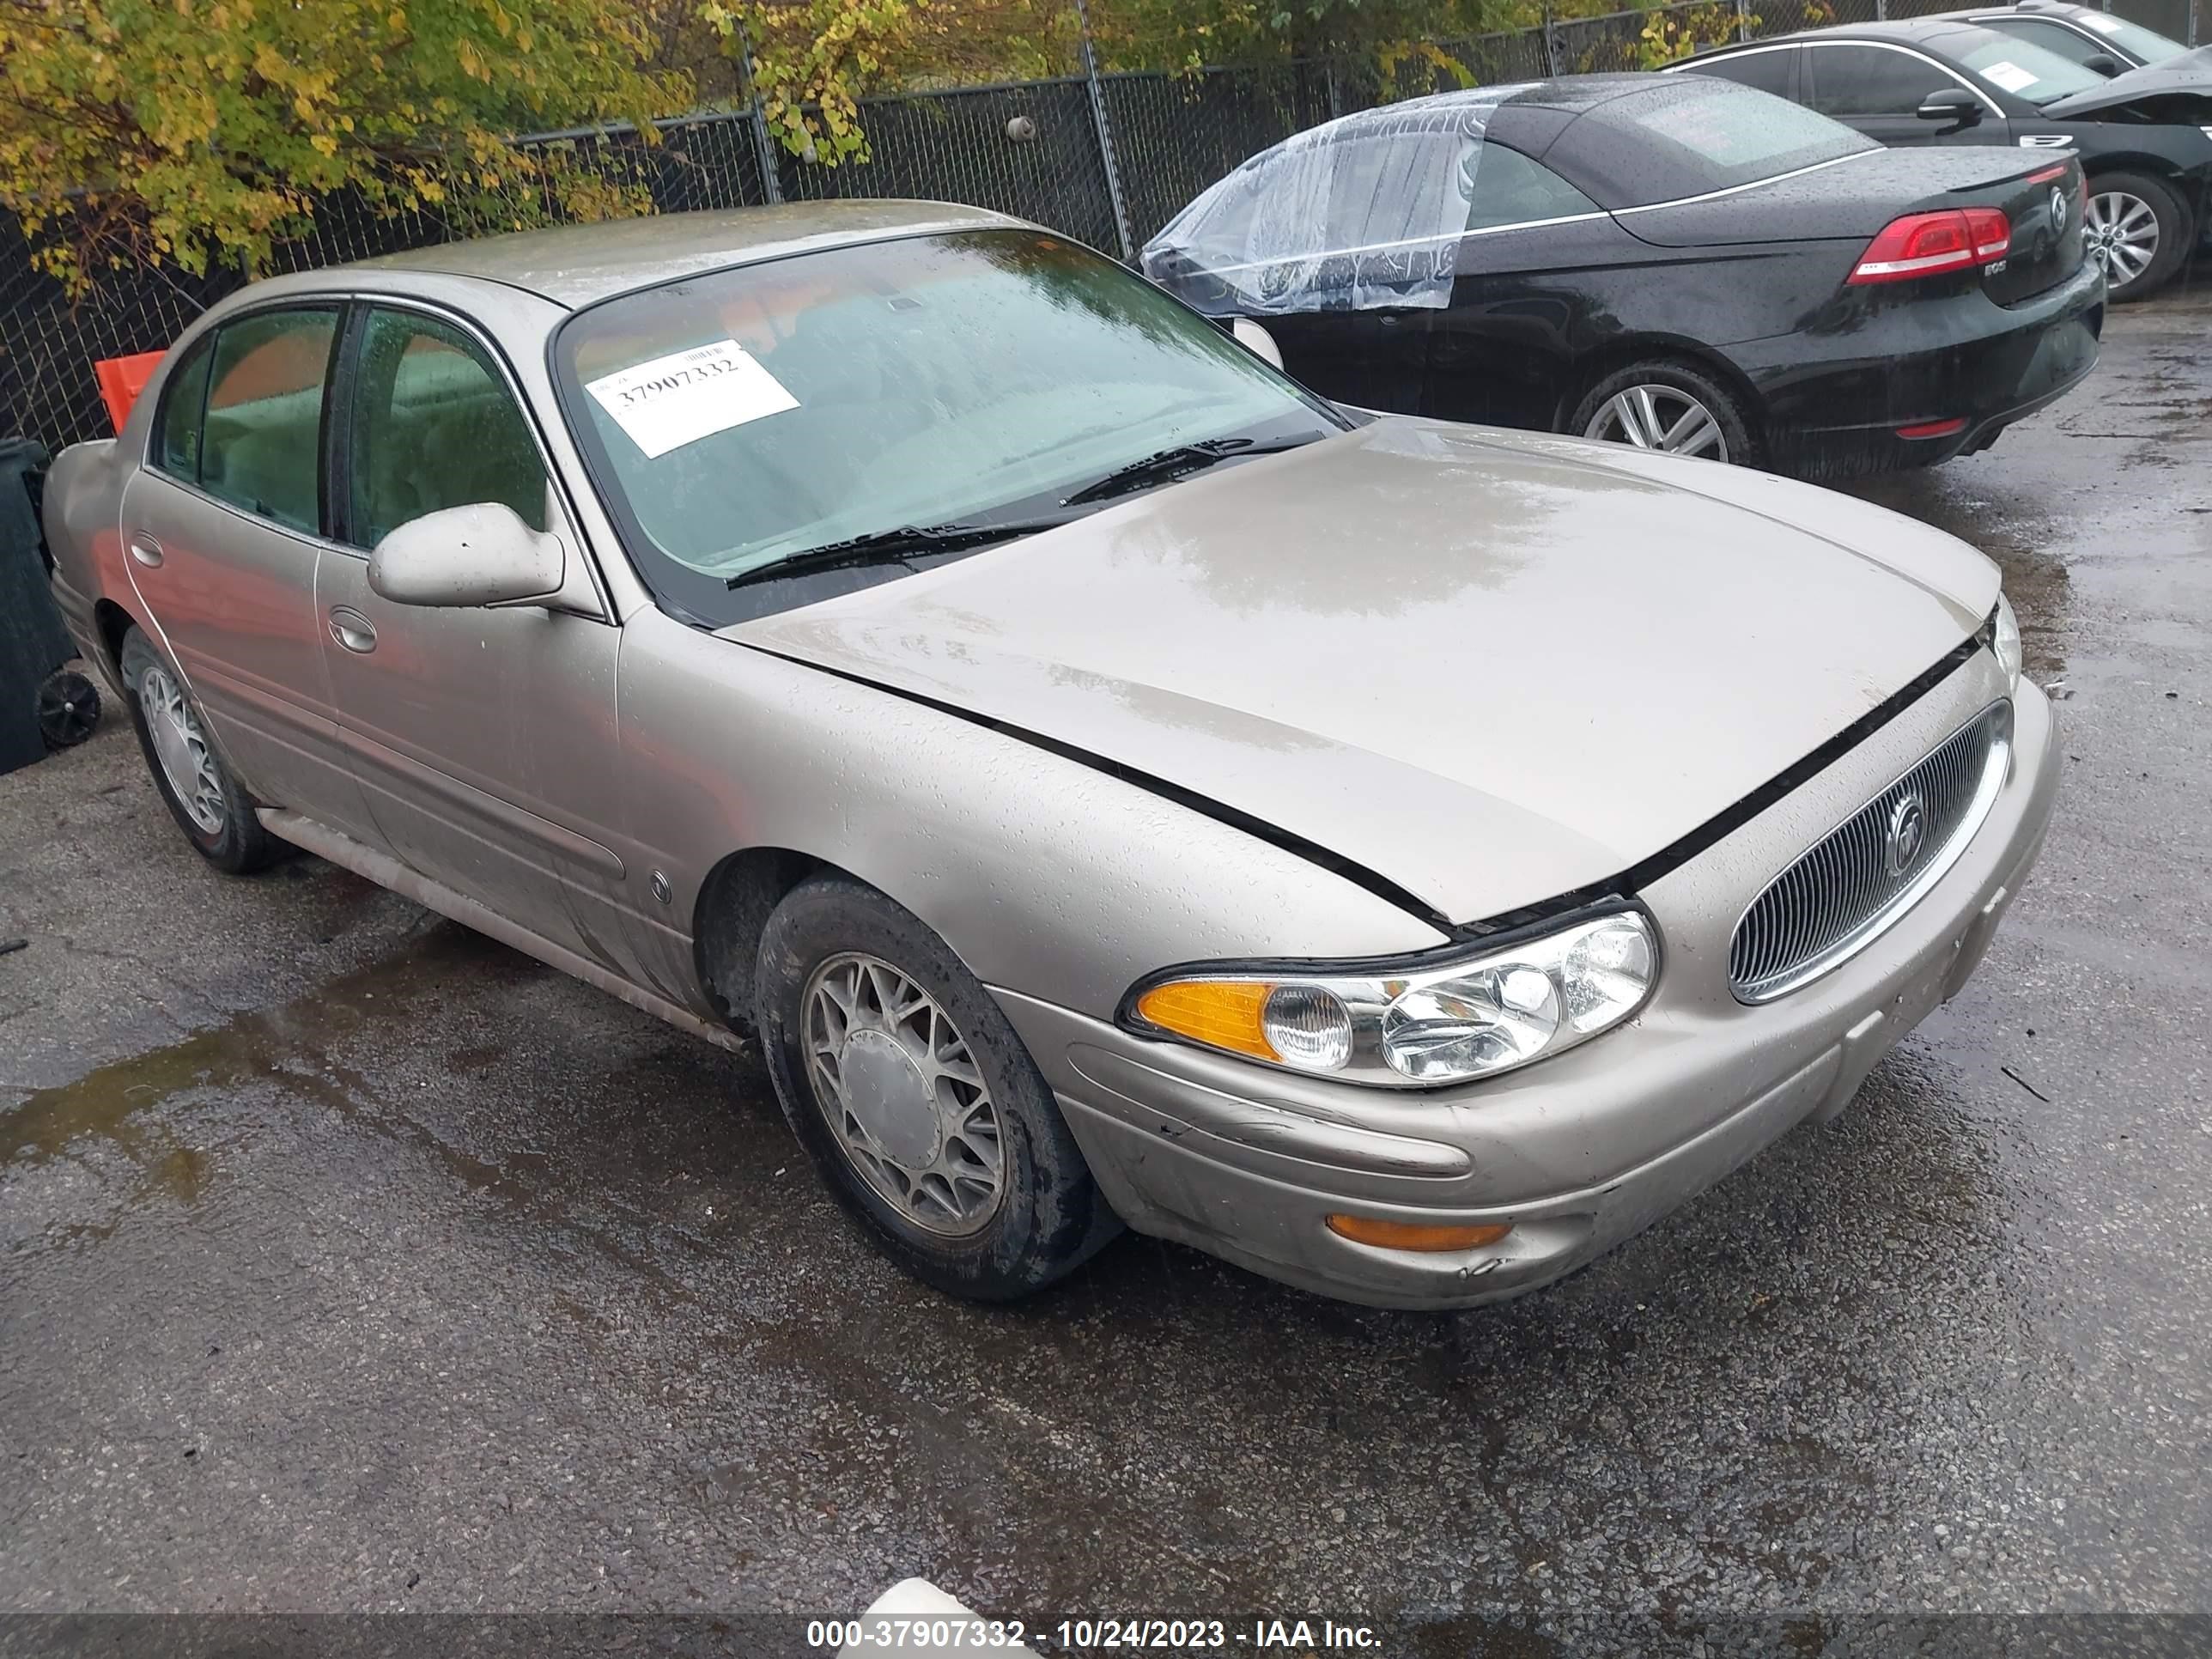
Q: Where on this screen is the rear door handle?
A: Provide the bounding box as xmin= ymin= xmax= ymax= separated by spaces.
xmin=128 ymin=535 xmax=163 ymax=568
xmin=328 ymin=607 xmax=378 ymax=653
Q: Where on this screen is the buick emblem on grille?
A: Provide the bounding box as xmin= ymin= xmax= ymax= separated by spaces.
xmin=1886 ymin=793 xmax=1929 ymax=877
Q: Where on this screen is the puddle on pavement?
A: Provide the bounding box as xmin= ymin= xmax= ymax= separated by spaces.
xmin=2 ymin=918 xmax=753 ymax=1325
xmin=2 ymin=1027 xmax=251 ymax=1170
xmin=1836 ymin=300 xmax=2212 ymax=690
xmin=0 ymin=924 xmax=530 ymax=1219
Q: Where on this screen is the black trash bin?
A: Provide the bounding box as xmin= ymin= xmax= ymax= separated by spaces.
xmin=1 ymin=435 xmax=99 ymax=776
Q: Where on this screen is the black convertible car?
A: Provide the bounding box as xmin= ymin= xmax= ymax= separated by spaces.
xmin=1674 ymin=20 xmax=2212 ymax=298
xmin=1141 ymin=75 xmax=2104 ymax=477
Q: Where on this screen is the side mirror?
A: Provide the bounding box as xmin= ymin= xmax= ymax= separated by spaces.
xmin=370 ymin=502 xmax=566 ymax=609
xmin=2083 ymin=52 xmax=2122 ymax=76
xmin=1231 ymin=316 xmax=1285 ymax=370
xmin=1916 ymin=88 xmax=1984 ymax=130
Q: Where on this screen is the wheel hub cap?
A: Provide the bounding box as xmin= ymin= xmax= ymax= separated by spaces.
xmin=803 ymin=953 xmax=1006 ymax=1237
xmin=1584 ymin=384 xmax=1729 ymax=462
xmin=2085 ymin=191 xmax=2158 ymax=286
xmin=140 ymin=665 xmax=226 ymax=834
xmin=836 ymin=1028 xmax=939 ymax=1165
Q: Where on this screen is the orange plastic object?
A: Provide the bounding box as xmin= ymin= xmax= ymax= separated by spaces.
xmin=93 ymin=349 xmax=167 ymax=434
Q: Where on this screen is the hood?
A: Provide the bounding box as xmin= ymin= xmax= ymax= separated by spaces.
xmin=2043 ymin=46 xmax=2212 ymax=113
xmin=727 ymin=419 xmax=1996 ymax=925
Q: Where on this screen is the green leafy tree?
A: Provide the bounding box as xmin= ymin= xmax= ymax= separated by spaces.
xmin=700 ymin=0 xmax=1070 ymax=165
xmin=0 ymin=0 xmax=688 ymax=289
xmin=1628 ymin=1 xmax=1747 ymax=68
xmin=703 ymin=0 xmax=1547 ymax=167
xmin=1088 ymin=0 xmax=1517 ymax=74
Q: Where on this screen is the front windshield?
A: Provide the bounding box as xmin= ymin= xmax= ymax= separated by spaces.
xmin=556 ymin=229 xmax=1340 ymax=618
xmin=1953 ymin=28 xmax=2112 ymax=102
xmin=2064 ymin=9 xmax=2191 ymax=64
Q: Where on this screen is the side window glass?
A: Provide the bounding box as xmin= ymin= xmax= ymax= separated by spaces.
xmin=1465 ymin=144 xmax=1600 ymax=232
xmin=1686 ymin=48 xmax=1795 ymax=99
xmin=1988 ymin=19 xmax=2103 ymax=67
xmin=152 ymin=337 xmax=215 ymax=483
xmin=349 ymin=308 xmax=549 ymax=550
xmin=200 ymin=309 xmax=341 ymax=535
xmin=1809 ymin=46 xmax=1951 ymax=116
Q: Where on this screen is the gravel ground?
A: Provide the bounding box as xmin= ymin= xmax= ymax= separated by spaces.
xmin=1 ymin=276 xmax=2207 ymax=1656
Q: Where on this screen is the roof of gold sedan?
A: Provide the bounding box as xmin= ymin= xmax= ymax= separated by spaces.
xmin=349 ymin=199 xmax=1021 ymax=307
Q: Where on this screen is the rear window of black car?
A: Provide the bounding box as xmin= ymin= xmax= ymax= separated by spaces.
xmin=1543 ymin=76 xmax=1876 ymax=209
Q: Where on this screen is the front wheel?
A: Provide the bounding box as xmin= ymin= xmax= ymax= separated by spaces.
xmin=755 ymin=874 xmax=1121 ymax=1301
xmin=1568 ymin=360 xmax=1759 ymax=468
xmin=2084 ymin=172 xmax=2191 ymax=302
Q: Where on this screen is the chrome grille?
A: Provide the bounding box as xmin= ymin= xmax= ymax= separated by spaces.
xmin=1729 ymin=701 xmax=2013 ymax=1003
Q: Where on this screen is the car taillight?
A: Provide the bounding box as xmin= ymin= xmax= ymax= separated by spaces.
xmin=1848 ymin=208 xmax=2013 ymax=284
xmin=1966 ymin=207 xmax=2012 ymax=262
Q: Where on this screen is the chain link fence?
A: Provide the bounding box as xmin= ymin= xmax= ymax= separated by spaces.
xmin=0 ymin=0 xmax=2185 ymax=453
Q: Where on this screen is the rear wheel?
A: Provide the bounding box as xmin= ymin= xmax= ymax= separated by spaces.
xmin=1568 ymin=360 xmax=1759 ymax=468
xmin=118 ymin=626 xmax=283 ymax=874
xmin=2085 ymin=172 xmax=2191 ymax=301
xmin=755 ymin=874 xmax=1121 ymax=1301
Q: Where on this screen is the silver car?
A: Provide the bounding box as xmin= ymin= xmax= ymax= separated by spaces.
xmin=42 ymin=202 xmax=2058 ymax=1310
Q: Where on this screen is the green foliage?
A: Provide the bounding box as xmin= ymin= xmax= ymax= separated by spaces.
xmin=701 ymin=0 xmax=908 ymax=165
xmin=1090 ymin=0 xmax=1512 ymax=73
xmin=1632 ymin=0 xmax=1747 ymax=68
xmin=0 ymin=0 xmax=686 ymax=289
xmin=701 ymin=0 xmax=1070 ymax=164
xmin=702 ymin=0 xmax=1551 ymax=163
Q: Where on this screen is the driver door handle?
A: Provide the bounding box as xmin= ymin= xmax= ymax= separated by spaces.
xmin=328 ymin=607 xmax=378 ymax=654
xmin=128 ymin=534 xmax=163 ymax=568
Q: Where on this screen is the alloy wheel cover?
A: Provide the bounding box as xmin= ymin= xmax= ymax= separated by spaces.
xmin=1584 ymin=384 xmax=1729 ymax=462
xmin=802 ymin=952 xmax=1006 ymax=1237
xmin=140 ymin=665 xmax=227 ymax=834
xmin=2085 ymin=191 xmax=2160 ymax=287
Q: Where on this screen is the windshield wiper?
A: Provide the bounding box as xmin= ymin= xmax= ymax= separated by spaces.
xmin=1059 ymin=434 xmax=1321 ymax=508
xmin=725 ymin=517 xmax=1073 ymax=590
xmin=723 ymin=434 xmax=1324 ymax=589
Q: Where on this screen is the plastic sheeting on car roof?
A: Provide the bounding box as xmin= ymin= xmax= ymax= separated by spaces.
xmin=1139 ymin=86 xmax=1535 ymax=316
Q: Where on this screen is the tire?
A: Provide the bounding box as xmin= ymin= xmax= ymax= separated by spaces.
xmin=1567 ymin=359 xmax=1760 ymax=469
xmin=755 ymin=874 xmax=1121 ymax=1301
xmin=118 ymin=626 xmax=283 ymax=874
xmin=2084 ymin=172 xmax=2191 ymax=302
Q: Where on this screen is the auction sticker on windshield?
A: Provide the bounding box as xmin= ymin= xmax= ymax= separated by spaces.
xmin=586 ymin=338 xmax=799 ymax=459
xmin=1981 ymin=59 xmax=2040 ymax=93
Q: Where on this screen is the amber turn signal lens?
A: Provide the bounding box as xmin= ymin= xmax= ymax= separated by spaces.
xmin=1134 ymin=981 xmax=1276 ymax=1060
xmin=1324 ymin=1214 xmax=1513 ymax=1253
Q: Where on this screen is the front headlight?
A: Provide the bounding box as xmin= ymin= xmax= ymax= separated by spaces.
xmin=1992 ymin=592 xmax=2022 ymax=691
xmin=1123 ymin=906 xmax=1658 ymax=1089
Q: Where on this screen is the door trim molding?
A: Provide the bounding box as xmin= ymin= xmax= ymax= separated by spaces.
xmin=258 ymin=809 xmax=737 ymax=1050
xmin=333 ymin=724 xmax=629 ymax=880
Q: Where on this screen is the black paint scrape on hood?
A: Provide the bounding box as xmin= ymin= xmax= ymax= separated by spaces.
xmin=2043 ymin=45 xmax=2212 ymax=115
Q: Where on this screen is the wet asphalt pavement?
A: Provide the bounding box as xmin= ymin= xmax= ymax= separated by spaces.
xmin=2 ymin=279 xmax=2209 ymax=1656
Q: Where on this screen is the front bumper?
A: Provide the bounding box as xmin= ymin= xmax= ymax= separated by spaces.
xmin=995 ymin=657 xmax=2059 ymax=1310
xmin=1743 ymin=259 xmax=2106 ymax=477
